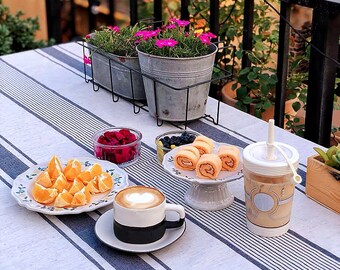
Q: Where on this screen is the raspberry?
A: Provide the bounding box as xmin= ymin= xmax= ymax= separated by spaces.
xmin=95 ymin=129 xmax=140 ymax=165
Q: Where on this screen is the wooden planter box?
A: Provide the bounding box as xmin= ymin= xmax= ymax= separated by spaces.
xmin=306 ymin=155 xmax=340 ymax=214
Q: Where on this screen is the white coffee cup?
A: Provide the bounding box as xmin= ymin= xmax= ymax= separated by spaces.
xmin=113 ymin=186 xmax=185 ymax=244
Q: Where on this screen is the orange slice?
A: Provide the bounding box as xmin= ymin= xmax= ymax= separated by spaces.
xmin=52 ymin=174 xmax=70 ymax=193
xmin=47 ymin=155 xmax=63 ymax=180
xmin=35 ymin=171 xmax=53 ymax=188
xmin=68 ymin=178 xmax=85 ymax=195
xmin=76 ymin=171 xmax=92 ymax=185
xmin=97 ymin=172 xmax=113 ymax=192
xmin=83 ymin=186 xmax=91 ymax=203
xmin=63 ymin=159 xmax=82 ymax=181
xmin=32 ymin=183 xmax=58 ymax=204
xmin=89 ymin=163 xmax=103 ymax=179
xmin=71 ymin=187 xmax=90 ymax=206
xmin=54 ymin=189 xmax=73 ymax=208
xmin=86 ymin=178 xmax=100 ymax=194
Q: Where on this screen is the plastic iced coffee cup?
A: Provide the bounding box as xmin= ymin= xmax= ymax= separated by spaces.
xmin=243 ymin=120 xmax=300 ymax=237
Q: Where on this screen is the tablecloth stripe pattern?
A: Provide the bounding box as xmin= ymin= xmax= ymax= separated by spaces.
xmin=41 ymin=46 xmax=92 ymax=77
xmin=1 ymin=58 xmax=339 ymax=270
xmin=0 ymin=59 xmax=154 ymax=163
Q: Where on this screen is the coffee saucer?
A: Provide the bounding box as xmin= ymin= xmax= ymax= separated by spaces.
xmin=95 ymin=209 xmax=186 ymax=253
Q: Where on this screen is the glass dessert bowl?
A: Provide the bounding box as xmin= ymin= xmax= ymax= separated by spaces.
xmin=155 ymin=130 xmax=199 ymax=163
xmin=93 ymin=127 xmax=142 ymax=167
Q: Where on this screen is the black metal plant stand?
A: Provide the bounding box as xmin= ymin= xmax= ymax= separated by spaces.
xmin=79 ymin=41 xmax=234 ymax=129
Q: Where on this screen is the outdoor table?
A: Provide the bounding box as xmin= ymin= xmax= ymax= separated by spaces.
xmin=0 ymin=42 xmax=339 ymax=270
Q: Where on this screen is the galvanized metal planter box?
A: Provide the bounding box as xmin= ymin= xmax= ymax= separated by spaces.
xmin=89 ymin=44 xmax=146 ymax=100
xmin=136 ymin=44 xmax=217 ymax=122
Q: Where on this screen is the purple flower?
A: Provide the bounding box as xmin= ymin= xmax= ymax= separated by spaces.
xmin=205 ymin=32 xmax=217 ymax=39
xmin=166 ymin=24 xmax=177 ymax=29
xmin=198 ymin=33 xmax=216 ymax=44
xmin=155 ymin=39 xmax=165 ymax=48
xmin=155 ymin=38 xmax=178 ymax=48
xmin=135 ymin=29 xmax=160 ymax=40
xmin=176 ymin=19 xmax=190 ymax=27
xmin=108 ymin=26 xmax=120 ymax=32
xmin=83 ymin=55 xmax=92 ymax=65
xmin=169 ymin=18 xmax=190 ymax=27
xmin=198 ymin=34 xmax=211 ymax=44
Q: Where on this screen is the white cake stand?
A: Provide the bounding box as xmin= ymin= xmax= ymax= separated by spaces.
xmin=162 ymin=143 xmax=243 ymax=211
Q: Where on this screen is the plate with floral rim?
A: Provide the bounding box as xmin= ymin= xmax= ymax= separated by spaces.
xmin=162 ymin=142 xmax=243 ymax=185
xmin=11 ymin=157 xmax=129 ymax=215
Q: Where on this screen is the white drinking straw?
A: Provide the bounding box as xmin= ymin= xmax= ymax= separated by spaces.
xmin=266 ymin=119 xmax=301 ymax=184
xmin=274 ymin=143 xmax=302 ymax=184
xmin=266 ymin=119 xmax=276 ymax=160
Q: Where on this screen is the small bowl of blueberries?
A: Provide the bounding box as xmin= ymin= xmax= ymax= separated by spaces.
xmin=155 ymin=130 xmax=199 ymax=163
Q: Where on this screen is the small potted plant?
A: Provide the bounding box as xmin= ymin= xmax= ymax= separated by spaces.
xmin=84 ymin=25 xmax=146 ymax=100
xmin=136 ymin=18 xmax=218 ymax=122
xmin=228 ymin=59 xmax=278 ymax=119
xmin=306 ymin=144 xmax=340 ymax=213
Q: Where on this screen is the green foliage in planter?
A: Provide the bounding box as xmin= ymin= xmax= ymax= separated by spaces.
xmin=86 ymin=25 xmax=144 ymax=57
xmin=232 ymin=63 xmax=277 ymax=117
xmin=314 ymin=144 xmax=340 ymax=170
xmin=136 ymin=24 xmax=212 ymax=58
xmin=0 ymin=0 xmax=54 ymax=56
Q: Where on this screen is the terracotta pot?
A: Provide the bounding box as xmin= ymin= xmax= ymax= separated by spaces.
xmin=288 ymin=98 xmax=340 ymax=128
xmin=306 ymin=155 xmax=340 ymax=214
xmin=331 ymin=131 xmax=340 ymax=146
xmin=332 ymin=110 xmax=340 ymax=127
xmin=221 ymin=81 xmax=299 ymax=122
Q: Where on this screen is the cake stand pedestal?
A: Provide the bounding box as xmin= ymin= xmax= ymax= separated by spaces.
xmin=184 ymin=180 xmax=234 ymax=211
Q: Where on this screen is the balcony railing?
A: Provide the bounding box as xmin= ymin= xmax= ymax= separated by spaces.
xmin=45 ymin=0 xmax=340 ymax=147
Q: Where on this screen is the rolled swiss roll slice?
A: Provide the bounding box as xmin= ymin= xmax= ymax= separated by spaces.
xmin=194 ymin=136 xmax=214 ymax=149
xmin=192 ymin=141 xmax=212 ymax=155
xmin=174 ymin=146 xmax=200 ymax=171
xmin=217 ymin=145 xmax=240 ymax=171
xmin=195 ymin=154 xmax=222 ymax=179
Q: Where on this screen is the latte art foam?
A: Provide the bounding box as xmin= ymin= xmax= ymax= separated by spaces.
xmin=115 ymin=186 xmax=164 ymax=209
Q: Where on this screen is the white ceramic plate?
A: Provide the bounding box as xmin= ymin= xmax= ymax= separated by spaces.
xmin=95 ymin=209 xmax=186 ymax=253
xmin=11 ymin=157 xmax=129 ymax=215
xmin=162 ymin=142 xmax=243 ymax=185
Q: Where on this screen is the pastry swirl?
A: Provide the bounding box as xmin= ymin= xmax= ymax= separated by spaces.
xmin=195 ymin=154 xmax=222 ymax=179
xmin=217 ymin=145 xmax=240 ymax=171
xmin=174 ymin=146 xmax=200 ymax=171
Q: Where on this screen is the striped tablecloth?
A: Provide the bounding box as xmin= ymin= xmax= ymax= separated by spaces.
xmin=0 ymin=43 xmax=339 ymax=270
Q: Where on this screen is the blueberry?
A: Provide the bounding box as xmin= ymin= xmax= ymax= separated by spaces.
xmin=163 ymin=142 xmax=170 ymax=149
xmin=170 ymin=136 xmax=177 ymax=144
xmin=164 ymin=136 xmax=170 ymax=142
xmin=188 ymin=135 xmax=196 ymax=143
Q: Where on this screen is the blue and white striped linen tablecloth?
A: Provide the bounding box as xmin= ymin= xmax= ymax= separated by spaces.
xmin=0 ymin=42 xmax=339 ymax=270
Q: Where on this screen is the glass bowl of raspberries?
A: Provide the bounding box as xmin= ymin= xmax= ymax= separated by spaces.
xmin=93 ymin=127 xmax=142 ymax=167
xmin=155 ymin=130 xmax=199 ymax=163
